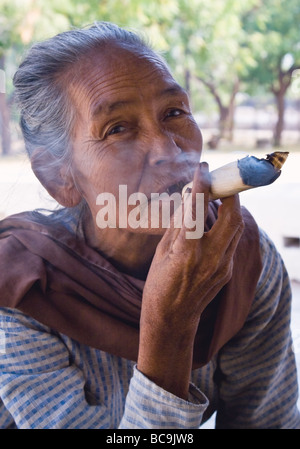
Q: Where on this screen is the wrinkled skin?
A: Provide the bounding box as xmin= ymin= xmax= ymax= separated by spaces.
xmin=33 ymin=43 xmax=244 ymax=399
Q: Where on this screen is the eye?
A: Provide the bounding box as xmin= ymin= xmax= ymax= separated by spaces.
xmin=107 ymin=124 xmax=126 ymax=136
xmin=165 ymin=108 xmax=185 ymax=119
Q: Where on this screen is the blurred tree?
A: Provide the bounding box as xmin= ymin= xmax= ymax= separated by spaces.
xmin=161 ymin=0 xmax=259 ymax=148
xmin=2 ymin=0 xmax=299 ymax=152
xmin=243 ymin=0 xmax=300 ymax=146
xmin=0 ymin=59 xmax=10 ymax=155
xmin=0 ymin=0 xmax=179 ymax=154
xmin=0 ymin=0 xmax=21 ymax=155
xmin=0 ymin=0 xmax=71 ymax=155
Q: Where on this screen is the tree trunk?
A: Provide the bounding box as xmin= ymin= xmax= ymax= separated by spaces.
xmin=0 ymin=54 xmax=11 ymax=155
xmin=271 ymin=66 xmax=299 ymax=147
xmin=195 ymin=75 xmax=239 ymax=147
xmin=273 ymin=88 xmax=285 ymax=147
xmin=219 ymin=105 xmax=229 ymax=140
xmin=227 ymin=78 xmax=240 ymax=142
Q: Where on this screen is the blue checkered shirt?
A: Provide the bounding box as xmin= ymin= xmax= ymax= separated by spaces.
xmin=0 ymin=229 xmax=300 ymax=428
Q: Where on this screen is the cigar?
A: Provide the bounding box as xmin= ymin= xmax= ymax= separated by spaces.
xmin=182 ymin=151 xmax=289 ymax=200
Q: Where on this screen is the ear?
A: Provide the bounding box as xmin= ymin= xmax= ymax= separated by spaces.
xmin=30 ymin=148 xmax=82 ymax=207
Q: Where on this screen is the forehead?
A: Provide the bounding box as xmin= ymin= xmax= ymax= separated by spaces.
xmin=68 ymin=43 xmax=182 ymax=115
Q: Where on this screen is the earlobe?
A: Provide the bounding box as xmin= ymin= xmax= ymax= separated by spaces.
xmin=30 ymin=148 xmax=82 ymax=207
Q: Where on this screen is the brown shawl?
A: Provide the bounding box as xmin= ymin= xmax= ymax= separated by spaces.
xmin=0 ymin=203 xmax=262 ymax=368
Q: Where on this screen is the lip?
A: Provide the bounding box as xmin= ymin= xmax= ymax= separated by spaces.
xmin=143 ymin=179 xmax=190 ymax=202
xmin=165 ymin=180 xmax=189 ymax=195
xmin=145 ymin=160 xmax=197 ymax=199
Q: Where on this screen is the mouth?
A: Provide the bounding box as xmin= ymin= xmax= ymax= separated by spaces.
xmin=165 ymin=180 xmax=189 ymax=195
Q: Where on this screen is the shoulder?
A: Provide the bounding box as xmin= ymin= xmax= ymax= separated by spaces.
xmin=0 ymin=207 xmax=83 ymax=237
xmin=250 ymin=227 xmax=291 ymax=320
xmin=0 ymin=308 xmax=70 ymax=372
xmin=0 ymin=306 xmax=52 ymax=333
xmin=257 ymin=228 xmax=288 ymax=291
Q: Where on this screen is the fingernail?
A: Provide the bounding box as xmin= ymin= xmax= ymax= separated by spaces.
xmin=200 ymin=161 xmax=209 ymax=171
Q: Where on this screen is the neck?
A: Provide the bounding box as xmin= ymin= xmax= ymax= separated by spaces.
xmin=83 ymin=211 xmax=161 ymax=280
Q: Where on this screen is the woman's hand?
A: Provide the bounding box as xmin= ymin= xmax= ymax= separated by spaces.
xmin=137 ymin=162 xmax=245 ymax=399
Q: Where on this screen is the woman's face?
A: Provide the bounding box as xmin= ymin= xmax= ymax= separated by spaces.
xmin=68 ymin=43 xmax=203 ymax=235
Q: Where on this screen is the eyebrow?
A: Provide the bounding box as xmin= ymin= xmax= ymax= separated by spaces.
xmin=91 ymin=100 xmax=134 ymax=119
xmin=159 ymin=84 xmax=187 ymax=98
xmin=91 ymin=83 xmax=187 ymax=119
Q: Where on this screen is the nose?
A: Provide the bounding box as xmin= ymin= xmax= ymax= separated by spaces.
xmin=147 ymin=130 xmax=182 ymax=166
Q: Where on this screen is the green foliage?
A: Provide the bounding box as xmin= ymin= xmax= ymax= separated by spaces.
xmin=0 ymin=0 xmax=71 ymax=50
xmin=0 ymin=0 xmax=299 ymax=151
xmin=2 ymin=0 xmax=299 ymax=99
xmin=242 ymin=0 xmax=300 ymax=89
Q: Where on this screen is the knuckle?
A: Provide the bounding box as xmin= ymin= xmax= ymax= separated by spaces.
xmin=228 ymin=209 xmax=244 ymax=228
xmin=220 ymin=258 xmax=234 ymax=283
xmin=225 ymin=260 xmax=234 ymax=281
xmin=239 ymin=215 xmax=245 ymax=231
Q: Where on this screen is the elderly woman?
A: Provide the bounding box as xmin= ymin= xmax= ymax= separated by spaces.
xmin=0 ymin=22 xmax=299 ymax=429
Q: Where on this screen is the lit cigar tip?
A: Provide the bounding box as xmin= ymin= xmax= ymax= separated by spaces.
xmin=265 ymin=151 xmax=289 ymax=170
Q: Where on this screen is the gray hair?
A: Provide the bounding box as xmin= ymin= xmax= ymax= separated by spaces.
xmin=13 ymin=21 xmax=152 ymax=165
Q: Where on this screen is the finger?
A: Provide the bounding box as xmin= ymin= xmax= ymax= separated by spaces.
xmin=224 ymin=213 xmax=244 ymax=256
xmin=180 ymin=162 xmax=210 ymax=241
xmin=156 ymin=201 xmax=184 ymax=253
xmin=206 ymin=194 xmax=244 ymax=255
xmin=191 ymin=162 xmax=210 ymax=223
xmin=157 ymin=223 xmax=181 ymax=254
xmin=195 ymin=227 xmax=243 ymax=312
xmin=160 ymin=163 xmax=211 ymax=252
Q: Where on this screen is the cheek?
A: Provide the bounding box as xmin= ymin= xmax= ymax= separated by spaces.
xmin=72 ymin=141 xmax=145 ymax=201
xmin=188 ymin=121 xmax=203 ymax=153
xmin=194 ymin=125 xmax=203 ymax=151
xmin=175 ymin=118 xmax=203 ymax=154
